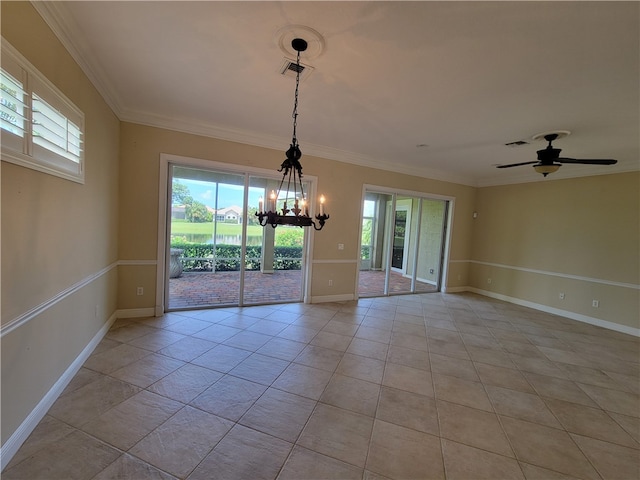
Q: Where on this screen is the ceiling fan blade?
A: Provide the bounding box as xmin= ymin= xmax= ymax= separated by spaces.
xmin=496 ymin=161 xmax=538 ymax=169
xmin=557 ymin=158 xmax=618 ymax=165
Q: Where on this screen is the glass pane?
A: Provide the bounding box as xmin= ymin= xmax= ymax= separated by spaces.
xmin=358 ymin=192 xmax=393 ymax=297
xmin=360 ymin=218 xmax=373 ymax=270
xmin=0 ymin=67 xmax=26 ymax=137
xmin=389 ymin=196 xmax=414 ymax=294
xmin=414 ymin=199 xmax=447 ymax=293
xmin=168 ymin=166 xmax=245 ymax=308
xmin=391 ymin=210 xmax=407 ymax=269
xmin=242 ymin=175 xmax=305 ymax=305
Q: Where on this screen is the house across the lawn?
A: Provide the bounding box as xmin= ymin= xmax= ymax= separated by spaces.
xmin=215 ymin=206 xmax=243 ymax=224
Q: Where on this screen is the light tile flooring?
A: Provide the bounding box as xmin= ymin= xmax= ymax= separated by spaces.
xmin=4 ymin=293 xmax=639 ymax=479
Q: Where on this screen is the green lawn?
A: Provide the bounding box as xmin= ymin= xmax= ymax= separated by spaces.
xmin=171 ymin=220 xmax=263 ymax=236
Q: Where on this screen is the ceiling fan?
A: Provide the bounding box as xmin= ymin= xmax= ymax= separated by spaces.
xmin=497 ymin=133 xmax=618 ymax=177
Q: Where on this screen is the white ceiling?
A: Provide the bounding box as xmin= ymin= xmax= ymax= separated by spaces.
xmin=35 ymin=1 xmax=639 ymax=186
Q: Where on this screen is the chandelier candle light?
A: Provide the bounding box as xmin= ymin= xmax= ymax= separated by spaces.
xmin=256 ymin=38 xmax=329 ymax=230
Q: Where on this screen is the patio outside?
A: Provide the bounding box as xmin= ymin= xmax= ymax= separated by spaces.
xmin=168 ymin=269 xmax=437 ymax=310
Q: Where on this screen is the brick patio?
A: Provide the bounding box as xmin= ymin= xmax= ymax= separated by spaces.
xmin=168 ymin=269 xmax=437 ymax=309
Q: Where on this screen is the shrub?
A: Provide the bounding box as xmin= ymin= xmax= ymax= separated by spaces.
xmin=275 ymin=228 xmax=304 ymax=247
xmin=170 ymin=242 xmax=302 ymax=272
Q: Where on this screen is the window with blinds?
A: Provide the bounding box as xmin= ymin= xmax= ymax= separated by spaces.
xmin=1 ymin=52 xmax=27 ymax=154
xmin=0 ymin=70 xmax=25 ymax=136
xmin=32 ymin=92 xmax=83 ymax=164
xmin=1 ymin=39 xmax=85 ymax=183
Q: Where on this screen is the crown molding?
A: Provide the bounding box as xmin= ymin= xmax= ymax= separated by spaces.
xmin=31 ymin=1 xmax=124 ymax=116
xmin=39 ymin=0 xmax=620 ymax=190
xmin=31 ymin=1 xmax=478 ymax=188
xmin=475 ymin=165 xmax=640 ymax=188
xmin=120 ymin=107 xmax=478 ymax=187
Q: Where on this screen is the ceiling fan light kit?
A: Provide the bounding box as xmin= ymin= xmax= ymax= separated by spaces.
xmin=533 ymin=164 xmax=560 ymax=176
xmin=496 ymin=131 xmax=618 ymax=177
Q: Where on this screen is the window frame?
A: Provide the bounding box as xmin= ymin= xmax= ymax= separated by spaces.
xmin=1 ymin=39 xmax=85 ymax=183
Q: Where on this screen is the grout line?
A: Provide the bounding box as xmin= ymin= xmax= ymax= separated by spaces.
xmin=7 ymin=292 xmax=638 ymax=479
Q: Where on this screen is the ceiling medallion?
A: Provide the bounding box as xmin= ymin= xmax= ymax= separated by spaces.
xmin=275 ymin=25 xmax=325 ymax=60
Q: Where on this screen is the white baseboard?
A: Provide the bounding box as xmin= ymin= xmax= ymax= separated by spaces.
xmin=311 ymin=294 xmax=356 ymax=303
xmin=116 ymin=307 xmax=156 ymax=319
xmin=443 ymin=286 xmax=467 ymax=293
xmin=0 ymin=313 xmax=117 ymax=471
xmin=467 ymin=287 xmax=640 ymax=337
xmin=415 ymin=275 xmax=437 ymax=286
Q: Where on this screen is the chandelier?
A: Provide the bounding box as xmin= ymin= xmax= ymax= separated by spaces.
xmin=256 ymin=38 xmax=329 ymax=231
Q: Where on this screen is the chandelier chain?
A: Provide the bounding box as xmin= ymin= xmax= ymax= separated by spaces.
xmin=291 ymin=49 xmax=301 ymax=146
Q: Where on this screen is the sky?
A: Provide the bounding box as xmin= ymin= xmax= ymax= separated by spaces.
xmin=176 ymin=179 xmax=263 ymax=209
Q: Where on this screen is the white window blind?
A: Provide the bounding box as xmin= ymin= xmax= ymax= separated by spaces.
xmin=32 ymin=93 xmax=82 ymax=164
xmin=1 ymin=54 xmax=27 ymax=153
xmin=1 ymin=71 xmax=26 ymax=136
xmin=1 ymin=39 xmax=85 ymax=183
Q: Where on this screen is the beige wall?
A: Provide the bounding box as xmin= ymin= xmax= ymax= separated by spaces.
xmin=1 ymin=2 xmax=120 ymax=447
xmin=117 ymin=122 xmax=477 ymax=308
xmin=2 ymin=0 xmax=639 ymax=465
xmin=470 ymin=172 xmax=640 ymax=331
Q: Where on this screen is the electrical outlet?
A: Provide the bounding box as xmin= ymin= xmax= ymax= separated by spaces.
xmin=328 ymin=279 xmax=333 ymax=287
xmin=559 ymin=293 xmax=565 ymax=300
xmin=137 ymin=287 xmax=144 ymax=296
xmin=487 ymin=278 xmax=492 ymax=284
xmin=592 ymin=300 xmax=599 ymax=308
xmin=338 ymin=243 xmax=344 ymax=250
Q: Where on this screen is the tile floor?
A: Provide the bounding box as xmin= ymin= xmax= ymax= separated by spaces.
xmin=3 ymin=292 xmax=639 ymax=479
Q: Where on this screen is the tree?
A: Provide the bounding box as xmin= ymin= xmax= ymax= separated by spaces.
xmin=275 ymin=228 xmax=304 ymax=247
xmin=173 ymin=181 xmax=211 ymax=223
xmin=186 ymin=201 xmax=212 ymax=223
xmin=246 ymin=206 xmax=260 ymax=226
xmin=172 ymin=181 xmax=193 ymax=206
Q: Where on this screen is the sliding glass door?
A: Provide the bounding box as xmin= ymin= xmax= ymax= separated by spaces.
xmin=414 ymin=199 xmax=448 ymax=292
xmin=167 ymin=165 xmax=306 ymax=310
xmin=358 ymin=189 xmax=448 ymax=297
xmin=241 ymin=175 xmax=306 ymax=305
xmin=359 ymin=192 xmax=393 ymax=297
